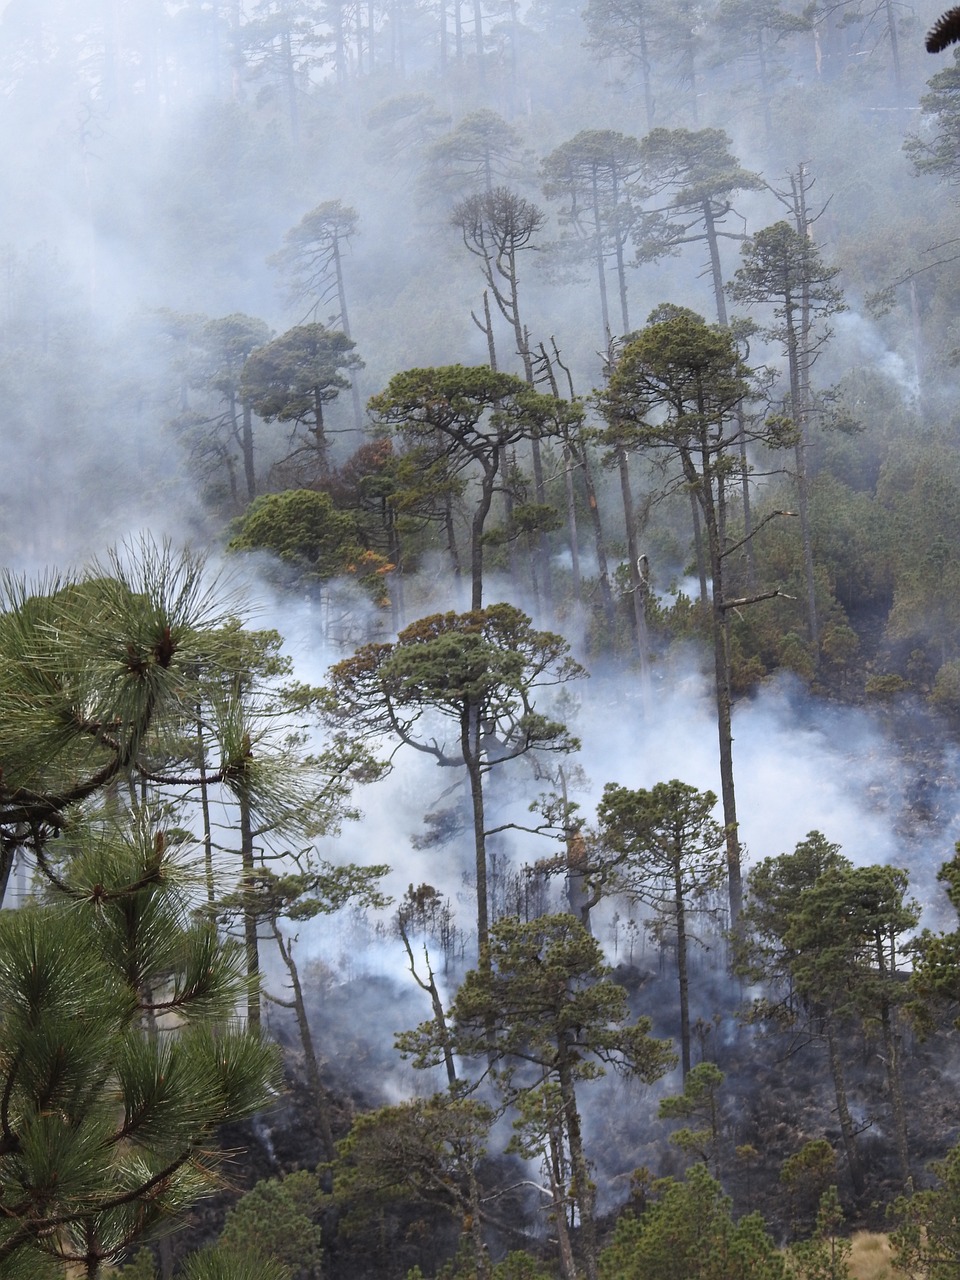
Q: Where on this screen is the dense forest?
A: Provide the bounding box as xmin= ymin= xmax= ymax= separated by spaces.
xmin=8 ymin=0 xmax=960 ymax=1277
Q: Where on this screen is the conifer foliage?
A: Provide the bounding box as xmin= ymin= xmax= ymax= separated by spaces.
xmin=0 ymin=543 xmax=291 ymax=1275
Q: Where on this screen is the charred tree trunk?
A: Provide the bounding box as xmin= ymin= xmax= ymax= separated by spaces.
xmin=398 ymin=919 xmax=458 ymax=1088
xmin=557 ymin=1043 xmax=598 ymax=1280
xmin=463 ymin=704 xmax=489 ymax=955
xmin=824 ymin=1015 xmax=865 ymax=1196
xmin=270 ymin=922 xmax=337 ymax=1162
xmin=675 ymin=863 xmax=691 ymax=1079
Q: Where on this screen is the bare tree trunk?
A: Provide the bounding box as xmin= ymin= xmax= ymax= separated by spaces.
xmin=271 ymin=922 xmax=337 ymax=1161
xmin=464 ymin=706 xmax=489 ymax=955
xmin=557 ymin=1046 xmax=598 ymax=1280
xmin=196 ymin=710 xmax=215 ymax=905
xmin=691 ymin=490 xmax=709 ymax=609
xmin=616 ymin=446 xmax=649 ymax=665
xmin=398 ymin=922 xmax=458 ymax=1087
xmin=563 ymin=445 xmax=582 ymax=604
xmin=789 ymin=169 xmax=819 ymax=659
xmin=675 ymin=866 xmax=691 ymax=1078
xmin=239 ymin=789 xmax=260 ymax=1029
xmin=573 ymin=439 xmax=617 ymax=632
xmin=443 ymin=493 xmax=463 ymax=583
xmin=590 ymin=175 xmax=612 ymax=342
xmin=547 ymin=1120 xmax=578 ymax=1280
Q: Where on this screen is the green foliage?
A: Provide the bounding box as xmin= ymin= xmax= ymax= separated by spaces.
xmin=639 ymin=126 xmax=763 ymax=212
xmin=781 ymin=1142 xmax=838 ymax=1236
xmin=228 ymin=489 xmax=361 ymax=579
xmin=598 ymin=1163 xmax=786 ymax=1280
xmin=904 ymin=50 xmax=960 ymax=183
xmin=864 ymin=672 xmax=911 ymax=698
xmin=218 ymin=1170 xmax=323 ymax=1279
xmin=422 ymin=109 xmax=524 ymax=201
xmin=400 ymin=913 xmax=675 ymax=1087
xmin=325 ymin=604 xmax=584 ymax=766
xmin=787 ymin=1186 xmax=850 ymax=1280
xmin=658 ymin=1061 xmax=726 ymax=1171
xmin=595 ymin=779 xmax=726 ymax=904
xmin=0 ymin=544 xmax=342 ymax=1272
xmin=399 ymin=914 xmax=674 ymax=1280
xmin=877 ymin=441 xmax=960 ymax=665
xmin=930 ymin=658 xmax=960 ymax=714
xmin=783 ymin=863 xmax=918 ymax=1019
xmin=117 ymin=1249 xmax=159 ymax=1279
xmin=332 ymin=1094 xmax=494 ymax=1228
xmin=736 ymin=831 xmax=850 ymax=992
xmin=181 ymin=1247 xmax=292 ymax=1280
xmin=599 ymin=307 xmax=756 ymax=460
xmin=909 ymin=846 xmax=960 ymax=1028
xmin=0 ymin=865 xmax=282 ymax=1272
xmin=242 ymin=323 xmax=361 ymax=425
xmin=408 ymin=1247 xmax=556 ymax=1280
xmin=595 ymin=779 xmax=726 ymax=1074
xmin=240 ymin=323 xmax=362 ymax=476
xmin=369 ymin=365 xmax=581 ymax=607
xmin=890 ymin=1141 xmax=960 ymax=1279
xmin=269 ymin=200 xmax=359 ymax=319
xmin=729 ymin=222 xmax=846 ymax=336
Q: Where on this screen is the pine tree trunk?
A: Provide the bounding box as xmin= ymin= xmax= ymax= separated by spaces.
xmin=463 ymin=705 xmax=489 ymax=955
xmin=273 ymin=924 xmax=336 ymax=1161
xmin=239 ymin=789 xmax=260 ymax=1029
xmin=824 ymin=1016 xmax=865 ymax=1195
xmin=557 ymin=1045 xmax=598 ymax=1280
xmin=675 ymin=864 xmax=691 ymax=1078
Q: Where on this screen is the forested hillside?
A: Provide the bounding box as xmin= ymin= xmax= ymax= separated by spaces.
xmin=5 ymin=1 xmax=960 ymax=1277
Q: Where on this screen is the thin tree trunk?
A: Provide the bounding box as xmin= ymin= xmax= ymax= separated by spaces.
xmin=530 ymin=435 xmax=553 ymax=617
xmin=470 ymin=464 xmax=498 ymax=610
xmin=444 ymin=495 xmax=463 ymax=582
xmin=703 ymin=200 xmax=728 ymax=328
xmin=557 ymin=1047 xmax=598 ymax=1280
xmin=280 ymin=23 xmax=299 ymax=143
xmin=563 ymin=445 xmax=582 ymax=604
xmin=464 ymin=707 xmax=489 ymax=955
xmin=691 ymin=490 xmax=709 ymax=609
xmin=675 ymin=866 xmax=691 ymax=1078
xmin=616 ymin=445 xmax=649 ymax=665
xmin=473 ymin=0 xmax=484 ymax=75
xmin=272 ymin=922 xmax=336 ymax=1161
xmin=240 ymin=401 xmax=256 ymax=501
xmin=239 ymin=789 xmax=260 ymax=1029
xmin=591 ymin=174 xmax=612 ymax=342
xmin=876 ymin=934 xmax=910 ymax=1187
xmin=196 ymin=710 xmax=215 ymax=905
xmin=687 ymin=438 xmax=742 ymax=921
xmin=398 ymin=920 xmax=458 ymax=1087
xmin=789 ymin=171 xmax=819 ymax=658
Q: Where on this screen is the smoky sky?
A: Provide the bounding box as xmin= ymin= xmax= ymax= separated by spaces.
xmin=2 ymin=0 xmax=957 ymax=984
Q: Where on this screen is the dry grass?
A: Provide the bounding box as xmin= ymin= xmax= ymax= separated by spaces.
xmin=848 ymin=1231 xmax=910 ymax=1280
